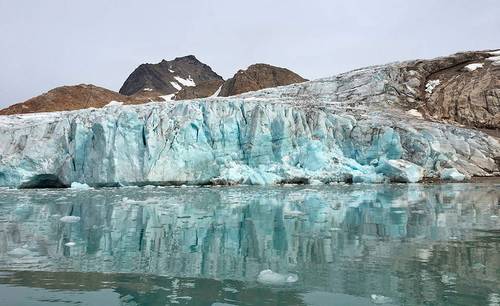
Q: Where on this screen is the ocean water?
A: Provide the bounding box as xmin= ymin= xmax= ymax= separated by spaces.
xmin=0 ymin=183 xmax=499 ymax=306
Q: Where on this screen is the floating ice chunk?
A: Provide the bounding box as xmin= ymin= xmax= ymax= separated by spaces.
xmin=425 ymin=80 xmax=440 ymax=94
xmin=7 ymin=248 xmax=32 ymax=258
xmin=464 ymin=63 xmax=484 ymax=72
xmin=70 ymin=182 xmax=91 ymax=189
xmin=376 ymin=159 xmax=424 ymax=183
xmin=104 ymin=101 xmax=123 ymax=107
xmin=174 ymin=76 xmax=196 ymax=87
xmin=488 ymin=293 xmax=500 ymax=305
xmin=222 ymin=287 xmax=239 ymax=293
xmin=406 ymin=109 xmax=423 ymax=118
xmin=257 ymin=269 xmax=298 ymax=285
xmin=440 ymin=168 xmax=466 ymax=181
xmin=370 ymin=294 xmax=393 ymax=304
xmin=170 ymin=81 xmax=182 ymax=91
xmin=60 ymin=216 xmax=81 ymax=223
xmin=65 ymin=242 xmax=76 ymax=247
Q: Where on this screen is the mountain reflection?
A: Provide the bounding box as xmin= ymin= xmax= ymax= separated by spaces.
xmin=0 ymin=183 xmax=499 ymax=305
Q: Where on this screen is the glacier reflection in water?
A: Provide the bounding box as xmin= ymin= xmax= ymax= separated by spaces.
xmin=0 ymin=183 xmax=499 ymax=305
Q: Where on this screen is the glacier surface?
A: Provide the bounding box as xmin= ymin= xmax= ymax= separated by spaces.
xmin=0 ymin=63 xmax=499 ymax=187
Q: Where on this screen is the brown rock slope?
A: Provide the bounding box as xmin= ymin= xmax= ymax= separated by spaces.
xmin=174 ymin=79 xmax=224 ymax=100
xmin=218 ymin=64 xmax=307 ymax=97
xmin=396 ymin=50 xmax=500 ymax=130
xmin=174 ymin=63 xmax=307 ymax=100
xmin=0 ymin=84 xmax=151 ymax=115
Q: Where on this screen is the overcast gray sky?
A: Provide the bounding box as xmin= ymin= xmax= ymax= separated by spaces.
xmin=1 ymin=0 xmax=499 ymax=107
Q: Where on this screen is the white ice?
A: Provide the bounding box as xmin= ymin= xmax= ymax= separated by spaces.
xmin=210 ymin=85 xmax=222 ymax=98
xmin=161 ymin=94 xmax=175 ymax=101
xmin=71 ymin=182 xmax=91 ymax=189
xmin=406 ymin=109 xmax=423 ymax=118
xmin=170 ymin=82 xmax=182 ymax=91
xmin=425 ymin=80 xmax=440 ymax=94
xmin=60 ymin=216 xmax=81 ymax=223
xmin=464 ymin=63 xmax=484 ymax=72
xmin=174 ymin=76 xmax=196 ymax=87
xmin=104 ymin=101 xmax=124 ymax=107
xmin=257 ymin=269 xmax=299 ymax=285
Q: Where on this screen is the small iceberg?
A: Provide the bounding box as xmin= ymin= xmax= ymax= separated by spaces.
xmin=370 ymin=294 xmax=393 ymax=304
xmin=257 ymin=269 xmax=298 ymax=285
xmin=64 ymin=242 xmax=76 ymax=247
xmin=60 ymin=216 xmax=81 ymax=223
xmin=440 ymin=168 xmax=466 ymax=181
xmin=70 ymin=182 xmax=91 ymax=189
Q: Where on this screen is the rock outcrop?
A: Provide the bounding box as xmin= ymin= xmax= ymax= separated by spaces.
xmin=174 ymin=63 xmax=307 ymax=100
xmin=119 ymin=55 xmax=223 ymax=96
xmin=395 ymin=50 xmax=500 ymax=130
xmin=218 ymin=64 xmax=307 ymax=97
xmin=174 ymin=79 xmax=224 ymax=100
xmin=0 ymin=50 xmax=499 ymax=188
xmin=0 ymin=84 xmax=151 ymax=115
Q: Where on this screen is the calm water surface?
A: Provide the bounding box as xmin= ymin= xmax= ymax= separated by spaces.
xmin=0 ymin=183 xmax=499 ymax=305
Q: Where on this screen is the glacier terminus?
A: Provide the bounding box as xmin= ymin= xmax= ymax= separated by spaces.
xmin=0 ymin=52 xmax=499 ymax=188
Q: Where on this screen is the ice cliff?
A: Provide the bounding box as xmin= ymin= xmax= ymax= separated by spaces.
xmin=0 ymin=53 xmax=499 ymax=187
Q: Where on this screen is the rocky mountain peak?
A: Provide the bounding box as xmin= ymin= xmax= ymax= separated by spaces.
xmin=218 ymin=63 xmax=307 ymax=97
xmin=119 ymin=55 xmax=223 ymax=96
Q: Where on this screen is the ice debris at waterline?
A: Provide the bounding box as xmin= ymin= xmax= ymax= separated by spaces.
xmin=70 ymin=182 xmax=91 ymax=189
xmin=257 ymin=270 xmax=299 ymax=285
xmin=0 ymin=60 xmax=499 ymax=187
xmin=371 ymin=294 xmax=394 ymax=305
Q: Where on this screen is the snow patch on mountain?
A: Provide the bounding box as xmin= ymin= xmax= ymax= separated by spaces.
xmin=170 ymin=82 xmax=182 ymax=91
xmin=425 ymin=80 xmax=440 ymax=94
xmin=464 ymin=63 xmax=484 ymax=72
xmin=210 ymin=85 xmax=222 ymax=98
xmin=174 ymin=76 xmax=196 ymax=87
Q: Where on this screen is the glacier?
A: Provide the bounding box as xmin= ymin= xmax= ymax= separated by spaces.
xmin=0 ymin=63 xmax=499 ymax=188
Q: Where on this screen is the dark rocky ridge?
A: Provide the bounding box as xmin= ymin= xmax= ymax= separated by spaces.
xmin=119 ymin=55 xmax=223 ymax=96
